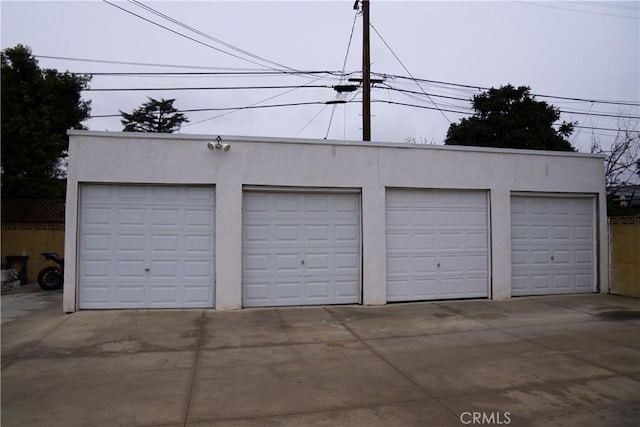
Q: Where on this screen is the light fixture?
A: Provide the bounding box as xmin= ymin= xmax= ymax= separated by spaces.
xmin=206 ymin=136 xmax=231 ymax=152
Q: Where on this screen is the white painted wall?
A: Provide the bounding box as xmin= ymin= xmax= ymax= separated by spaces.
xmin=64 ymin=131 xmax=608 ymax=312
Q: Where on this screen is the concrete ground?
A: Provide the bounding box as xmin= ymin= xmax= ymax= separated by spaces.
xmin=1 ymin=288 xmax=639 ymax=427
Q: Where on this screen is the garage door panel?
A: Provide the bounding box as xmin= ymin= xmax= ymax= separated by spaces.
xmin=276 ymin=224 xmax=301 ymax=241
xmin=305 ymin=225 xmax=328 ymax=241
xmin=440 ymin=255 xmax=465 ymax=273
xmin=275 ymin=253 xmax=304 ymax=272
xmin=532 ymin=250 xmax=552 ymax=266
xmin=184 ymin=235 xmax=212 ymax=253
xmin=467 ymin=233 xmax=488 ymax=250
xmin=185 ymin=209 xmax=213 ymax=227
xmin=149 ymin=260 xmax=179 ymax=278
xmin=411 ymin=279 xmax=439 ymax=298
xmin=336 ymin=280 xmax=359 ymax=297
xmin=387 ymin=254 xmax=413 ymax=275
xmin=511 ymin=196 xmax=594 ymax=296
xmin=150 ymin=234 xmax=179 ymax=252
xmin=413 ymin=255 xmax=438 ymax=273
xmin=82 ymin=287 xmax=110 ymax=306
xmin=532 ymin=275 xmax=551 ymax=290
xmin=575 ymin=250 xmax=593 ymax=265
xmin=467 ymin=277 xmax=491 ymax=296
xmin=575 ymin=226 xmax=592 ymax=240
xmin=413 ymin=232 xmax=438 ymax=250
xmin=335 ymin=197 xmax=359 ymax=213
xmin=116 ymin=260 xmax=145 ymax=278
xmin=386 ymin=232 xmax=410 ymax=250
xmin=119 ymin=186 xmax=146 ymax=200
xmin=118 ymin=234 xmax=146 ymax=252
xmin=82 ymin=261 xmax=110 ymax=278
xmin=387 ymin=280 xmax=410 ymax=300
xmin=335 ymin=252 xmax=359 ymax=270
xmin=386 ymin=189 xmax=488 ymax=301
xmin=183 ymin=286 xmax=212 ymax=305
xmin=151 ymin=286 xmax=178 ymax=303
xmin=83 ymin=233 xmax=111 ymax=251
xmin=84 ymin=207 xmax=112 ymax=226
xmin=335 ymin=224 xmax=358 ymax=241
xmin=468 ymin=255 xmax=489 ymax=272
xmin=554 ymin=275 xmax=571 ymax=289
xmin=118 ymin=208 xmax=145 ymax=226
xmin=465 ymin=210 xmax=488 ymax=226
xmin=305 ymin=196 xmax=329 ymax=212
xmin=576 ymin=274 xmax=593 ymax=289
xmin=116 ymin=285 xmax=145 ymax=304
xmin=275 ymin=281 xmax=302 ymax=300
xmin=413 ymin=210 xmax=438 ymax=227
xmin=80 ymin=185 xmax=214 ymax=309
xmin=386 ymin=209 xmax=411 ymax=226
xmin=243 ymin=254 xmax=269 ymax=274
xmin=245 ymin=225 xmax=270 ymax=242
xmin=531 ymin=225 xmax=550 ymax=240
xmin=152 ymin=209 xmax=179 ymax=226
xmin=441 ymin=233 xmax=464 ymax=250
xmin=243 ymin=192 xmax=360 ymax=307
xmin=511 ymin=225 xmax=527 ymax=240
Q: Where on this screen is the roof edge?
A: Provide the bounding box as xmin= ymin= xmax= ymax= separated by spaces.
xmin=67 ymin=130 xmax=606 ymax=159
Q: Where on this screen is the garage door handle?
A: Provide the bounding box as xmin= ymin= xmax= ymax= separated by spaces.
xmin=550 ymin=256 xmax=554 ymax=261
xmin=144 ymin=268 xmax=150 ymax=272
xmin=301 ymin=260 xmax=305 ymax=265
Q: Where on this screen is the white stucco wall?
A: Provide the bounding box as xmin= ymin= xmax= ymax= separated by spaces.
xmin=64 ymin=130 xmax=608 ymax=312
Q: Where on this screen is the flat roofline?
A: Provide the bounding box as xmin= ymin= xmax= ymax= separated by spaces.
xmin=67 ymin=130 xmax=605 ymax=159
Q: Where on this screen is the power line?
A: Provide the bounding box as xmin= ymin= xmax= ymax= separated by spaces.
xmin=369 ymin=23 xmax=451 ymax=124
xmin=182 ymin=76 xmax=330 ymax=128
xmin=85 ymin=84 xmax=332 ymax=92
xmin=32 ymin=52 xmax=640 ymax=108
xmin=371 ymin=99 xmax=473 ymax=115
xmin=326 ymin=9 xmax=359 ymax=140
xmin=515 ymin=0 xmax=639 ymax=19
xmin=86 ymin=71 xmax=343 ymax=77
xmin=295 ymin=104 xmax=331 ymax=138
xmin=101 ymin=0 xmax=290 ymax=72
xmin=34 ymin=54 xmax=261 ymax=70
xmin=90 ymin=101 xmax=329 ymax=119
xmin=381 ymin=74 xmax=640 ymax=106
xmin=579 ymin=1 xmax=640 ymax=11
xmin=127 ymin=0 xmax=302 ymax=73
xmin=382 ymin=85 xmax=640 ymax=120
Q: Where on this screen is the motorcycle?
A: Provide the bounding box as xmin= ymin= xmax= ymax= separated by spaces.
xmin=37 ymin=252 xmax=64 ymax=290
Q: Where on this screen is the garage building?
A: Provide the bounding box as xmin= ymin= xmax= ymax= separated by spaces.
xmin=63 ymin=131 xmax=607 ymax=311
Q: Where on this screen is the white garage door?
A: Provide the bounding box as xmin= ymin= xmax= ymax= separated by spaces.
xmin=243 ymin=191 xmax=361 ymax=307
xmin=511 ymin=195 xmax=595 ymax=296
xmin=386 ymin=189 xmax=489 ymax=301
xmin=79 ymin=185 xmax=215 ymax=309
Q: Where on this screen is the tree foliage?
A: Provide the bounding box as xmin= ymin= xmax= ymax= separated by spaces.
xmin=591 ymin=122 xmax=640 ymax=191
xmin=120 ymin=98 xmax=189 ymax=133
xmin=1 ymin=44 xmax=91 ymax=199
xmin=445 ymin=85 xmax=575 ymax=151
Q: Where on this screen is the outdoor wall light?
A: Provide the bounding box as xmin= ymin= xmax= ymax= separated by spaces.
xmin=207 ymin=136 xmax=231 ymax=152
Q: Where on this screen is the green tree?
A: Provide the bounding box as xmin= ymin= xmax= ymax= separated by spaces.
xmin=1 ymin=44 xmax=91 ymax=199
xmin=120 ymin=98 xmax=188 ymax=133
xmin=445 ymin=85 xmax=575 ymax=151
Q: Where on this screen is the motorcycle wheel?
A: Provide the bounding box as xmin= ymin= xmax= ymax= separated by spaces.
xmin=37 ymin=266 xmax=63 ymax=290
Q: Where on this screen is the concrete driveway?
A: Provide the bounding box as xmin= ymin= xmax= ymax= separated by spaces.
xmin=1 ymin=288 xmax=639 ymax=427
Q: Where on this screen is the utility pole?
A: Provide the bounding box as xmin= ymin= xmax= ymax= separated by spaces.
xmin=362 ymin=0 xmax=371 ymax=141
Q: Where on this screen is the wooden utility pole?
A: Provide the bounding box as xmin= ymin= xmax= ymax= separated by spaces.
xmin=362 ymin=0 xmax=371 ymax=141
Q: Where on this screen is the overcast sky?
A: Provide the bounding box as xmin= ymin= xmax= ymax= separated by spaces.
xmin=1 ymin=0 xmax=638 ymax=152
